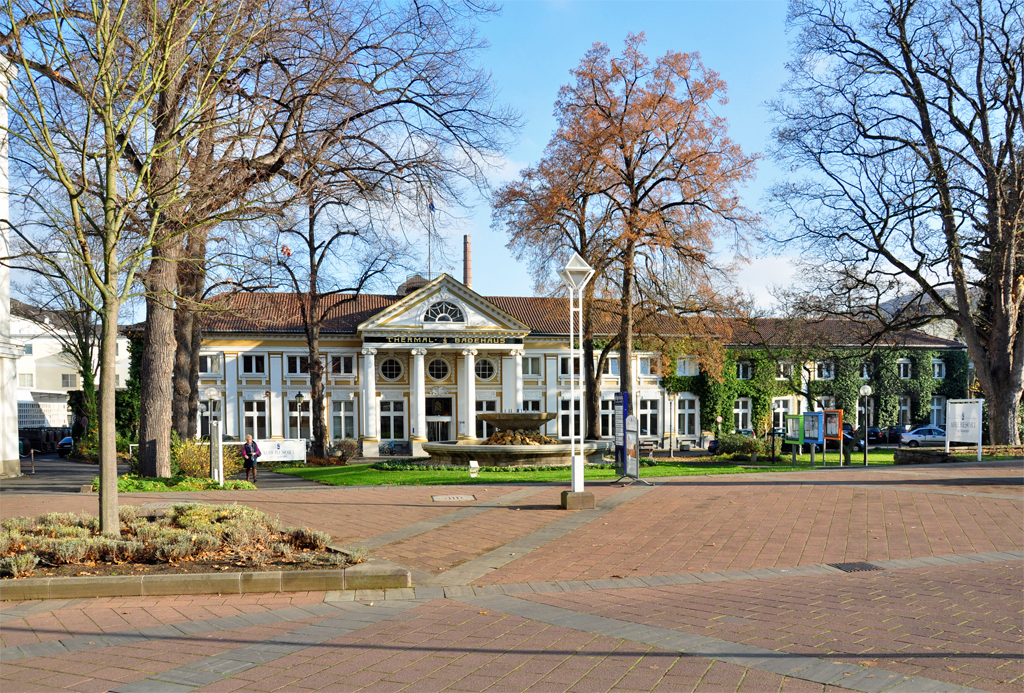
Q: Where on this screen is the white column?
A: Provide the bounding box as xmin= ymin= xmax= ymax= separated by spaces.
xmin=545 ymin=355 xmax=558 ymax=436
xmin=461 ymin=348 xmax=477 ymax=439
xmin=269 ymin=354 xmax=283 ymax=438
xmin=360 ymin=348 xmax=377 ymax=456
xmin=225 ymin=354 xmax=238 ymax=438
xmin=410 ymin=348 xmax=427 ymax=454
xmin=512 ymin=349 xmax=524 ymax=411
xmin=0 ymin=59 xmax=19 ymax=477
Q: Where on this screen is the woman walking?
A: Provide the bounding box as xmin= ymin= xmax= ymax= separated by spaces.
xmin=242 ymin=434 xmax=261 ymax=484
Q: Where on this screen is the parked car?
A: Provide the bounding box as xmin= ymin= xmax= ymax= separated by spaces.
xmin=854 ymin=427 xmax=884 ymax=444
xmin=56 ymin=436 xmax=74 ymax=457
xmin=842 ymin=422 xmax=854 ymax=435
xmin=902 ymin=426 xmax=946 ymax=447
xmin=883 ymin=425 xmax=911 ymax=443
xmin=707 ymin=439 xmax=720 ymax=455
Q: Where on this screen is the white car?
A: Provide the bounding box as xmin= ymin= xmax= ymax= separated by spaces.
xmin=901 ymin=426 xmax=946 ymax=447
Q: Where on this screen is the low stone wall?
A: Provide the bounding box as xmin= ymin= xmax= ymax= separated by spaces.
xmin=894 ymin=445 xmax=1024 ymax=465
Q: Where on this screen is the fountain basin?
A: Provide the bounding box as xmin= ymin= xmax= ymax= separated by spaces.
xmin=477 ymin=412 xmax=557 ymax=432
xmin=420 ymin=440 xmax=612 ymax=467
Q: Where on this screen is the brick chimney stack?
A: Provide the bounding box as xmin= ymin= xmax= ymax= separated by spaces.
xmin=463 ymin=235 xmax=472 ymax=289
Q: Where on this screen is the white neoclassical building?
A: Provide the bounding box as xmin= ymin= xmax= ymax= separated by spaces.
xmin=197 ymin=274 xmax=688 ymax=456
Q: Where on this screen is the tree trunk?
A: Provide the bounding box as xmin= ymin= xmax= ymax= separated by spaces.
xmin=171 ymin=304 xmax=194 ymax=439
xmin=98 ymin=299 xmax=120 ymax=536
xmin=188 ymin=314 xmax=202 ymax=438
xmin=307 ymin=316 xmax=327 ymax=459
xmin=618 ymin=238 xmax=636 ymax=403
xmin=974 ymin=356 xmax=1023 ymax=445
xmin=138 ymin=252 xmax=177 ymax=477
xmin=583 ymin=281 xmax=599 ymax=440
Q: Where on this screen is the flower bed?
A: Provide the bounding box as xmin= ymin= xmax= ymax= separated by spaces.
xmin=91 ymin=475 xmax=256 ymax=492
xmin=0 ymin=504 xmax=362 ymax=579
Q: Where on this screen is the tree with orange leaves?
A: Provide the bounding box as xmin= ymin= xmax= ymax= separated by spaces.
xmin=532 ymin=33 xmax=759 ymax=405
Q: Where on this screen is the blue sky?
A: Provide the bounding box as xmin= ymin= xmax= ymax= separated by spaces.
xmin=430 ymin=0 xmax=798 ymax=306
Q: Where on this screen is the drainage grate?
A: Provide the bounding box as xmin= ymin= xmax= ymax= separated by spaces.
xmin=829 ymin=562 xmax=883 ymax=573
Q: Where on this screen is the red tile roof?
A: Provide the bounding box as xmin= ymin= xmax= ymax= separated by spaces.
xmin=198 ymin=292 xmax=964 ymax=350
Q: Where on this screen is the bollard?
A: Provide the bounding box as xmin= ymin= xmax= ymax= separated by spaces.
xmin=30 ymin=449 xmax=35 ymax=474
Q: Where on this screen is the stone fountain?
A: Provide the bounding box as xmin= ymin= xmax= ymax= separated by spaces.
xmin=420 ymin=412 xmax=611 ymax=467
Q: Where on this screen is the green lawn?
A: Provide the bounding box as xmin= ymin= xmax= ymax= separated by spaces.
xmin=277 ymin=458 xmax=836 ymax=487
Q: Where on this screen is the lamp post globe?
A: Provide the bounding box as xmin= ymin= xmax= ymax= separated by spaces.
xmin=858 ymin=385 xmax=872 ymax=466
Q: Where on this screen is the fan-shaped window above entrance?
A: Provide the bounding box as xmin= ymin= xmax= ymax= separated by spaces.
xmin=423 ymin=301 xmax=465 ymax=323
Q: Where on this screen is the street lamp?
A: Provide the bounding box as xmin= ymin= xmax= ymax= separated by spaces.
xmin=559 ymin=252 xmax=595 ymax=502
xmin=859 ymin=384 xmax=872 ymax=466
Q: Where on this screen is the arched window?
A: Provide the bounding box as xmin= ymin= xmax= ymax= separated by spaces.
xmin=423 ymin=301 xmax=465 ymax=323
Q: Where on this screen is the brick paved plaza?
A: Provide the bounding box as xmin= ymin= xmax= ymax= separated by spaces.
xmin=1 ymin=460 xmax=1021 ymax=692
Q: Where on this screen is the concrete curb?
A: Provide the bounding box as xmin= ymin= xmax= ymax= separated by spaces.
xmin=0 ymin=559 xmax=411 ymax=601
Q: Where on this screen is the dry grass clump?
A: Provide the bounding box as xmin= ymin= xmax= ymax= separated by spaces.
xmin=0 ymin=504 xmax=356 ymax=578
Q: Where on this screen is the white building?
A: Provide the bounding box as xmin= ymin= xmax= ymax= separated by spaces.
xmin=11 ymin=301 xmax=130 ymax=428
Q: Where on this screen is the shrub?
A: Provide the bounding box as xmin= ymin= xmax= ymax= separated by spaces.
xmin=118 ymin=506 xmax=139 ymax=524
xmin=272 ymin=542 xmax=293 ymax=558
xmin=715 ymin=433 xmax=765 ymax=456
xmin=0 ymin=553 xmax=39 ymax=577
xmin=0 ymin=531 xmax=11 ymax=555
xmin=306 ymin=456 xmax=335 ymax=467
xmin=53 ymin=539 xmax=90 ymax=564
xmin=170 ymin=433 xmax=243 ymax=479
xmin=287 ymin=527 xmax=330 ymax=550
xmin=153 ymin=535 xmax=196 ymax=561
xmin=329 ymin=438 xmax=359 ymax=463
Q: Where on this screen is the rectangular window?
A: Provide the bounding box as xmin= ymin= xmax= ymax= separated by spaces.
xmin=600 ymin=399 xmax=616 ymax=438
xmin=772 ymin=398 xmax=790 ymax=429
xmin=776 ymin=362 xmax=793 ymax=380
xmin=379 ymin=401 xmax=405 ymax=440
xmin=736 ymin=361 xmax=752 ymax=380
xmin=523 ymin=357 xmax=542 ymax=376
xmin=559 ymin=399 xmax=581 ymax=438
xmin=199 ymin=400 xmax=221 ymax=438
xmin=601 ymin=357 xmax=620 ymax=376
xmin=23 ymin=344 xmax=32 ymax=355
xmin=18 ymin=373 xmax=33 ymax=388
xmin=899 ymin=395 xmax=912 ymax=427
xmin=858 ymin=396 xmax=875 ymax=428
xmin=678 ymin=397 xmax=697 ymax=437
xmin=288 ymin=400 xmax=311 ymax=439
xmin=733 ymin=397 xmax=751 ymax=431
xmin=817 ymin=396 xmax=835 ymax=411
xmin=860 ymin=361 xmax=872 ymax=379
xmin=676 ymin=357 xmax=698 ymax=376
xmin=523 ymin=399 xmax=541 ymax=412
xmin=815 ymin=361 xmax=834 ymax=380
xmin=932 ymin=359 xmax=945 ymax=379
xmin=331 ymin=355 xmax=354 ymax=375
xmin=198 ymin=354 xmax=221 ymax=375
xmin=244 ymin=400 xmax=267 ymax=439
xmin=931 ymin=396 xmax=946 ymax=427
xmin=242 ymin=354 xmax=265 ymax=375
xmin=898 ymin=359 xmax=912 ymax=379
xmin=62 ymin=373 xmax=77 ymax=388
xmin=287 ymin=355 xmax=311 ymax=375
xmin=476 ymin=400 xmax=497 ymax=438
xmin=332 ymin=400 xmax=356 ymax=439
xmin=560 ymin=356 xmax=580 ymax=376
xmin=639 ymin=357 xmax=658 ymax=376
xmin=639 ymin=399 xmax=659 ymax=436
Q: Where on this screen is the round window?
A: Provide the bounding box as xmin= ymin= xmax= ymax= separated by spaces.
xmin=475 ymin=359 xmax=495 ymax=380
xmin=428 ymin=359 xmax=449 ymax=380
xmin=380 ymin=358 xmax=402 ymax=380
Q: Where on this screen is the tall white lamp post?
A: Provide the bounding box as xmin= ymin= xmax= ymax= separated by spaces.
xmin=859 ymin=384 xmax=872 ymax=467
xmin=559 ymin=253 xmax=595 ymax=509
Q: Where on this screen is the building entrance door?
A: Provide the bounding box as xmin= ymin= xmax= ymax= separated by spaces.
xmin=425 ymin=397 xmax=453 ymax=442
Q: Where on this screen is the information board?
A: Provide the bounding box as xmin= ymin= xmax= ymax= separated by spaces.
xmin=784 ymin=415 xmax=803 ymax=444
xmin=803 ymin=411 xmax=824 ymax=444
xmin=623 ymin=415 xmax=639 ymax=479
xmin=824 ymin=410 xmax=843 ymax=440
xmin=257 ymin=440 xmax=307 ymax=463
xmin=946 ymin=399 xmax=984 ymax=443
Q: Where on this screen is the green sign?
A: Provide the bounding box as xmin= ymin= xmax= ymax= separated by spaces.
xmin=784 ymin=415 xmax=803 ymax=444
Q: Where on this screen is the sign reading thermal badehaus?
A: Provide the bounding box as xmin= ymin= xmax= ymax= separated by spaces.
xmin=946 ymin=399 xmax=984 ymax=461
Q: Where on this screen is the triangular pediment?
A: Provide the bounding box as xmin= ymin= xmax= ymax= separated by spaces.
xmin=357 ymin=275 xmax=531 ymax=339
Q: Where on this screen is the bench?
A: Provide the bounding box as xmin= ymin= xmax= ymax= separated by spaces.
xmin=639 ymin=441 xmax=657 ymax=459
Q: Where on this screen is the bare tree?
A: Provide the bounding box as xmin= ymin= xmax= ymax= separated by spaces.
xmin=0 ymin=0 xmax=243 ymax=531
xmin=770 ymin=0 xmax=1023 ymax=443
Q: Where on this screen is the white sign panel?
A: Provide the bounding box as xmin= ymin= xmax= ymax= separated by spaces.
xmin=257 ymin=440 xmax=307 ymax=463
xmin=946 ymin=399 xmax=984 ymax=461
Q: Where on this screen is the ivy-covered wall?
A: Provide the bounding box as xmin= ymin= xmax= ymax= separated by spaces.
xmin=661 ymin=347 xmax=969 ymax=435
